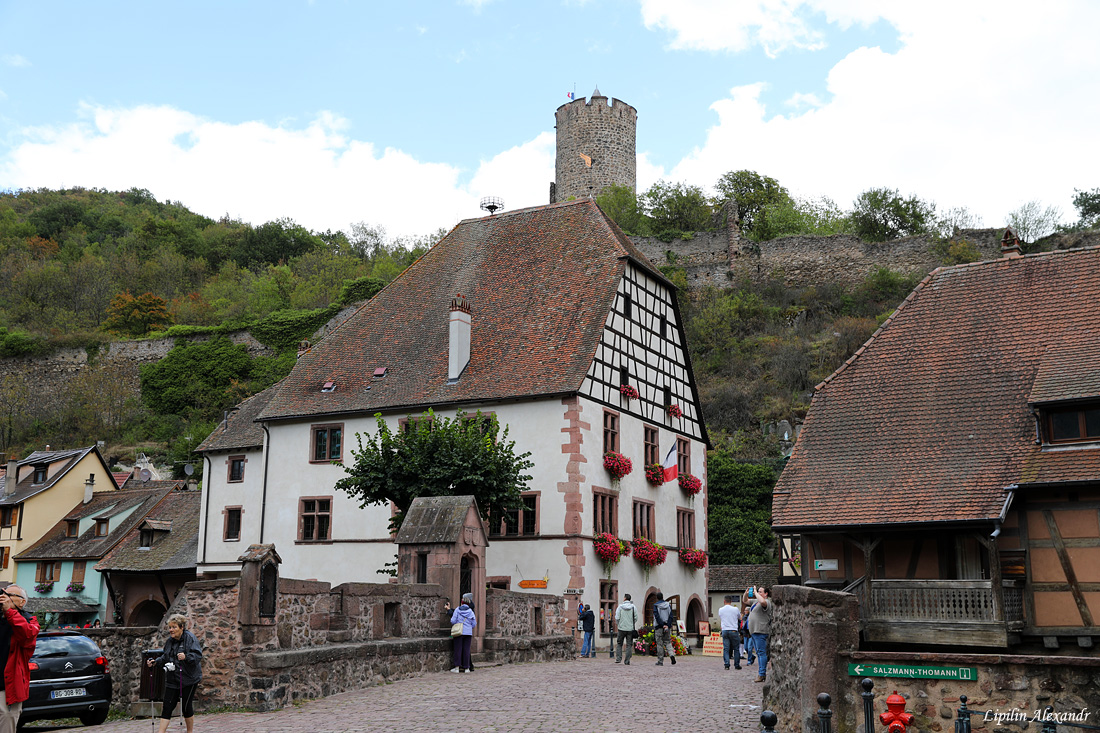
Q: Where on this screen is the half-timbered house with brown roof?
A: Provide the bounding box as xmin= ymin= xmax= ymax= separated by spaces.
xmin=772 ymin=233 xmax=1100 ymax=651
xmin=197 ymin=198 xmax=713 ymax=643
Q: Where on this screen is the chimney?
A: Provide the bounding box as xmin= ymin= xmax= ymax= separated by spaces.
xmin=1001 ymin=227 xmax=1022 ymax=258
xmin=3 ymin=460 xmax=15 ymax=497
xmin=448 ymin=294 xmax=471 ymax=382
xmin=84 ymin=473 xmax=95 ymax=504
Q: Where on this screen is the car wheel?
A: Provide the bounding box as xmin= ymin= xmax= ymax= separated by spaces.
xmin=79 ymin=708 xmax=110 ymax=726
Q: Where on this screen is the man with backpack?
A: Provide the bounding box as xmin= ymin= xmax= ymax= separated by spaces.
xmin=652 ymin=591 xmax=677 ymax=667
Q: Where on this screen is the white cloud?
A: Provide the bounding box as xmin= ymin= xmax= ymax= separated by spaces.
xmin=0 ymin=104 xmax=554 ymax=237
xmin=664 ymin=2 xmax=1100 ymax=226
xmin=639 ymin=0 xmax=827 ymax=57
xmin=2 ymin=54 xmax=30 ymax=68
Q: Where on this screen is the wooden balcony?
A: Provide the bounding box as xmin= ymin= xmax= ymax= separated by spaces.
xmin=849 ymin=578 xmax=1025 ymax=647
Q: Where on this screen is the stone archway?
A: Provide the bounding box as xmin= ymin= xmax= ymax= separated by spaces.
xmin=685 ymin=594 xmax=706 ymax=644
xmin=129 ymin=599 xmax=167 ymax=627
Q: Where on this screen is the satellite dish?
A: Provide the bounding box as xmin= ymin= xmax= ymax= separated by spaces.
xmin=183 ymin=463 xmax=194 ymax=476
xmin=140 ymin=469 xmax=152 ymax=483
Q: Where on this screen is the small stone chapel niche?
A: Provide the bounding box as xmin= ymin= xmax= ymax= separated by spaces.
xmin=237 ymin=543 xmax=281 ymax=626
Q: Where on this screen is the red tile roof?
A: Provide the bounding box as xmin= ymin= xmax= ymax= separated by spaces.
xmin=259 ymin=199 xmax=668 ymax=422
xmin=773 ymin=246 xmax=1100 ymax=530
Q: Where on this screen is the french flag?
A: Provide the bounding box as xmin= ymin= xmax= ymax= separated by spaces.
xmin=566 ymin=92 xmax=575 ymax=100
xmin=662 ymin=444 xmax=678 ymax=483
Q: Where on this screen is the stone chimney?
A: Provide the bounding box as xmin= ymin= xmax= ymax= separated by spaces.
xmin=448 ymin=294 xmax=471 ymax=382
xmin=1001 ymin=227 xmax=1022 ymax=258
xmin=84 ymin=473 xmax=95 ymax=504
xmin=3 ymin=460 xmax=15 ymax=497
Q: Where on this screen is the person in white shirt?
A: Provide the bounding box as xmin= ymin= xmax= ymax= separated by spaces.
xmin=717 ymin=596 xmax=742 ymax=670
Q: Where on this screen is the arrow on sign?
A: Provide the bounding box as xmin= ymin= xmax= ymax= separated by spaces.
xmin=854 ymin=665 xmax=865 ymax=675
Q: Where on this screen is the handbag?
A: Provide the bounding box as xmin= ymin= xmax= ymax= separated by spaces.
xmin=450 ymin=622 xmax=464 ymax=637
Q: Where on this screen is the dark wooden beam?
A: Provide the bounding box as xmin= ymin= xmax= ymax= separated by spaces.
xmin=1043 ymin=510 xmax=1094 ymax=626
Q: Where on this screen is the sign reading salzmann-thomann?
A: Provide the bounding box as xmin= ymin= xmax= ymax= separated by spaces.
xmin=848 ymin=664 xmax=977 ymax=680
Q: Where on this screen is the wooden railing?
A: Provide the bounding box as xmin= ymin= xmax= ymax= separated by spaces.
xmin=867 ymin=579 xmax=996 ymax=622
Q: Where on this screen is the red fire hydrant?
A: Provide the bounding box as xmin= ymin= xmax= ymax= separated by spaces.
xmin=879 ymin=691 xmax=914 ymax=733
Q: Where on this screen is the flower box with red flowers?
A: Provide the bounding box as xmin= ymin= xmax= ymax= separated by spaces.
xmin=619 ymin=384 xmax=640 ymax=400
xmin=678 ymin=473 xmax=702 ymax=496
xmin=678 ymin=546 xmax=708 ymax=570
xmin=631 ymin=537 xmax=668 ymax=568
xmin=593 ymin=533 xmax=630 ymax=563
xmin=644 ymin=463 xmax=664 ymax=485
xmin=604 ymin=451 xmax=633 ymax=480
xmin=666 ymin=404 xmax=683 ymax=419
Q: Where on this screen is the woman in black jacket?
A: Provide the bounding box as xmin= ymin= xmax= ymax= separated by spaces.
xmin=146 ymin=614 xmax=202 ymax=733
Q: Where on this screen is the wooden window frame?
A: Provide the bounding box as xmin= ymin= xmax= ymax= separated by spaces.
xmin=622 ymin=292 xmax=632 ymax=319
xmin=36 ymin=561 xmax=61 ymax=583
xmin=676 ymin=507 xmax=695 ymax=548
xmin=663 ymin=384 xmax=673 ymax=409
xmin=1045 ymin=405 xmax=1100 ymax=443
xmin=227 ymin=455 xmax=246 ymax=483
xmin=599 ymin=580 xmax=618 ymax=636
xmin=399 ymin=415 xmax=435 ymax=434
xmin=489 ymin=492 xmax=540 ymax=537
xmin=32 ymin=465 xmax=47 ymax=484
xmin=593 ymin=490 xmax=618 ymax=535
xmin=632 ymin=499 xmax=655 ymax=541
xmin=603 ymin=410 xmax=620 ymax=454
xmin=71 ymin=560 xmax=86 ymax=584
xmin=95 ymin=519 xmax=108 ymax=537
xmin=139 ymin=528 xmax=154 ymax=547
xmin=643 ymin=425 xmax=660 ymax=466
xmin=619 ymin=366 xmax=630 ymax=387
xmin=0 ymin=547 xmax=9 ymax=570
xmin=298 ymin=496 xmax=333 ymax=542
xmin=65 ymin=520 xmax=79 ymax=538
xmin=0 ymin=507 xmax=14 ymax=529
xmin=223 ymin=506 xmax=243 ymax=541
xmin=677 ymin=437 xmax=691 ymax=476
xmin=310 ymin=423 xmax=344 ymax=463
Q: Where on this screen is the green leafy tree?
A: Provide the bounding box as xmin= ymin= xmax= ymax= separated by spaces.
xmin=641 ymin=180 xmax=714 ymax=238
xmin=596 ymin=183 xmax=649 ymax=235
xmin=1006 ymin=201 xmax=1061 ymax=244
xmin=335 ymin=410 xmax=534 ymax=531
xmin=849 ymin=188 xmax=936 ymax=242
xmin=1072 ymin=188 xmax=1100 ymax=229
xmin=713 ymin=170 xmax=792 ymax=236
xmin=706 ymin=451 xmax=776 ymax=564
xmin=139 ymin=336 xmax=253 ymax=420
xmin=102 ymin=292 xmax=173 ymax=337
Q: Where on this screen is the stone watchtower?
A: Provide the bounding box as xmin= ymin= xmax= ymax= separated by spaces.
xmin=550 ymin=87 xmax=637 ymax=203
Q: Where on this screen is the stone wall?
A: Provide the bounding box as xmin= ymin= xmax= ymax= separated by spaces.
xmin=92 ymin=574 xmax=574 ymax=713
xmin=763 ymin=585 xmax=1100 ymax=733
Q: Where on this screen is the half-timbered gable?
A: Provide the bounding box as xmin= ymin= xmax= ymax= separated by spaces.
xmin=196 ymin=199 xmax=711 ymax=643
xmin=773 ymin=236 xmax=1100 ymax=652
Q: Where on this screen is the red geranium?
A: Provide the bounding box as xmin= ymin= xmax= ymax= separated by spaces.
xmin=620 ymin=384 xmax=640 ymax=400
xmin=594 ymin=533 xmax=624 ymax=563
xmin=604 ymin=451 xmax=633 ymax=480
xmin=666 ymin=404 xmax=683 ymax=418
xmin=644 ymin=463 xmax=664 ymax=485
xmin=678 ymin=546 xmax=707 ymax=570
xmin=632 ymin=537 xmax=668 ymax=568
xmin=679 ymin=473 xmax=702 ymax=496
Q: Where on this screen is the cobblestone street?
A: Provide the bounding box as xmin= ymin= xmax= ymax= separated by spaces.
xmin=92 ymin=651 xmax=766 ymax=733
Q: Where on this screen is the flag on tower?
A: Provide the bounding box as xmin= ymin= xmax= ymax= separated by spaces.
xmin=662 ymin=444 xmax=678 ymax=483
xmin=566 ymin=91 xmax=575 ymax=100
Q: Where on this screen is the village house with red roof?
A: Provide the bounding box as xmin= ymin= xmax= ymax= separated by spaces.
xmin=772 ymin=231 xmax=1100 ymax=651
xmin=197 ymin=198 xmax=713 ymax=639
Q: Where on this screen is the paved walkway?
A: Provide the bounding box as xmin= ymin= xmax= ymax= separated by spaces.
xmin=90 ymin=650 xmax=766 ymax=733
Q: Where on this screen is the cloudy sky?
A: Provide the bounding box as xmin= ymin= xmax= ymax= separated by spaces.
xmin=1 ymin=1 xmax=1097 ymax=238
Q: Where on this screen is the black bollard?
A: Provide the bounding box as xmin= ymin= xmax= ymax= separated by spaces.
xmin=955 ymin=694 xmax=971 ymax=733
xmin=861 ymin=678 xmax=875 ymax=733
xmin=761 ymin=710 xmax=779 ymax=733
xmin=818 ymin=693 xmax=833 ymax=733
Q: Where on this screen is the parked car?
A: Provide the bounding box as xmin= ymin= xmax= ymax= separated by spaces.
xmin=19 ymin=630 xmax=112 ymax=728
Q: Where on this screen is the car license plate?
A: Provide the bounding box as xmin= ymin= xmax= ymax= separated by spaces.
xmin=50 ymin=688 xmax=86 ymax=699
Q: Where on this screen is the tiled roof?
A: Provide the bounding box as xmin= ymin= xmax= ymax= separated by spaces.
xmin=708 ymin=565 xmax=780 ymax=593
xmin=112 ymin=471 xmax=132 ymax=488
xmin=95 ymin=489 xmax=200 ymax=572
xmin=15 ymin=485 xmax=175 ymax=561
xmin=196 ymin=385 xmax=277 ymax=452
xmin=773 ymin=246 xmax=1100 ymax=530
xmin=394 ymin=495 xmax=480 ymax=545
xmin=258 ymin=199 xmax=669 ymax=422
xmin=0 ymin=446 xmax=109 ymax=505
xmin=1027 ymin=341 xmax=1100 ymax=404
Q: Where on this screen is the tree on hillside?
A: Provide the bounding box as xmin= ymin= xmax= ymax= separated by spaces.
xmin=706 ymin=451 xmax=777 ymax=565
xmin=1070 ymin=188 xmax=1100 ymax=230
xmin=849 ymin=188 xmax=936 ymax=242
xmin=139 ymin=336 xmax=253 ymax=421
xmin=713 ymin=170 xmax=792 ymax=237
xmin=101 ymin=292 xmax=173 ymax=337
xmin=1006 ymin=201 xmax=1061 ymax=244
xmin=335 ymin=411 xmax=534 ymax=531
xmin=641 ymin=181 xmax=713 ymax=238
xmin=596 ymin=183 xmax=648 ymax=235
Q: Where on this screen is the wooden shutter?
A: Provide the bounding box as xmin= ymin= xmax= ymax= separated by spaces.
xmin=71 ymin=560 xmax=86 ymax=584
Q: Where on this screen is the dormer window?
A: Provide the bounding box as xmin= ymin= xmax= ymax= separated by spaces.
xmin=139 ymin=529 xmax=154 ymax=547
xmin=320 ymin=381 xmax=336 ymax=393
xmin=32 ymin=465 xmax=47 ymax=484
xmin=1046 ymin=404 xmax=1100 ymax=443
xmin=95 ymin=519 xmax=108 ymax=537
xmin=66 ymin=521 xmax=79 ymax=538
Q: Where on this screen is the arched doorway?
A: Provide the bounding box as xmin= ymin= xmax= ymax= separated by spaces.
xmin=643 ymin=592 xmax=657 ymax=628
xmin=685 ymin=596 xmax=706 ymax=645
xmin=129 ymin=599 xmax=167 ymax=627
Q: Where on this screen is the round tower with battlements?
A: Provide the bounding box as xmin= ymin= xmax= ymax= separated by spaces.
xmin=551 ymin=87 xmax=637 ymax=203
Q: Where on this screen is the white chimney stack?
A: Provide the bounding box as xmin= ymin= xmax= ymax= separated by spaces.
xmin=84 ymin=473 xmax=95 ymax=504
xmin=3 ymin=460 xmax=15 ymax=497
xmin=448 ymin=294 xmax=471 ymax=382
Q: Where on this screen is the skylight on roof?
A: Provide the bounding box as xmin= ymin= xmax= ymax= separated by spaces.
xmin=374 ymin=367 xmax=387 ymax=378
xmin=321 ymin=381 xmax=336 ymax=393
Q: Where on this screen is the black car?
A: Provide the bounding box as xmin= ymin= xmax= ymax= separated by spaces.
xmin=20 ymin=630 xmax=112 ymax=728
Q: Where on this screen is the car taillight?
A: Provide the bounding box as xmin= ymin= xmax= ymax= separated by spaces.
xmin=28 ymin=662 xmax=38 ymax=671
xmin=95 ymin=656 xmax=108 ymax=672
